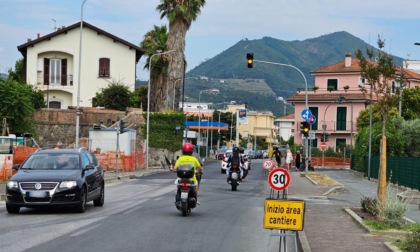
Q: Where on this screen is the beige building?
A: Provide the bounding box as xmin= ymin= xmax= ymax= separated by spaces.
xmin=17 ymin=21 xmax=144 ymax=109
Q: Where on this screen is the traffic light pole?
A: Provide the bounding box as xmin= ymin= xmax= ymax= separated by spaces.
xmin=252 ymin=59 xmax=309 ymax=174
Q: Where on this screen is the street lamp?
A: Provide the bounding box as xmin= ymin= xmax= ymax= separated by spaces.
xmin=198 ymin=89 xmax=219 ymax=150
xmin=367 ymin=83 xmax=373 ymax=180
xmin=146 ymin=50 xmax=176 ymax=170
xmin=75 ymin=0 xmax=87 ymax=148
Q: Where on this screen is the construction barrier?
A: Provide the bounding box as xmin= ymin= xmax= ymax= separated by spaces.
xmin=0 ymin=146 xmax=38 ymax=181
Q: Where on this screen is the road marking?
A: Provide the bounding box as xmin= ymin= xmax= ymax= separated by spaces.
xmin=70 ymin=224 xmax=102 ymax=237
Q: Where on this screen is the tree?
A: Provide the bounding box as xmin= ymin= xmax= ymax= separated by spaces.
xmin=132 ymin=86 xmax=148 ymax=110
xmin=140 ymin=25 xmax=170 ymax=112
xmin=0 ymin=78 xmax=36 ymax=134
xmin=93 ymin=80 xmax=133 ymax=111
xmin=157 ymin=0 xmax=206 ymax=111
xmin=7 ymin=59 xmax=25 ymax=84
xmin=355 ymin=36 xmax=399 ymax=216
xmin=356 ymin=103 xmax=398 ymax=129
xmin=401 ymin=86 xmax=420 ymax=120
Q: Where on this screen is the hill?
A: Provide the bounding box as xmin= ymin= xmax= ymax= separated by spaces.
xmin=184 ymin=31 xmax=403 ymax=116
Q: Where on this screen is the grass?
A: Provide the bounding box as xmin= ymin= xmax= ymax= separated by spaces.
xmin=364 ymin=220 xmax=420 ymax=232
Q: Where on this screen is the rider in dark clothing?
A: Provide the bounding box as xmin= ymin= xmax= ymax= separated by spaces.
xmin=226 ymin=146 xmax=244 ymax=181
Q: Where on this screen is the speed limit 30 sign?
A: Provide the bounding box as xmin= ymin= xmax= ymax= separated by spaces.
xmin=268 ymin=168 xmax=290 ymax=191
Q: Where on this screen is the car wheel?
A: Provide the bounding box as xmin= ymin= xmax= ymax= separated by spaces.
xmin=93 ymin=184 xmax=105 ymax=207
xmin=6 ymin=203 xmax=20 ymax=214
xmin=75 ymin=187 xmax=87 ymax=213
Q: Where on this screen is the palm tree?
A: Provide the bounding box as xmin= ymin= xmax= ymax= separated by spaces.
xmin=140 ymin=25 xmax=169 ymax=112
xmin=156 ymin=0 xmax=206 ymax=110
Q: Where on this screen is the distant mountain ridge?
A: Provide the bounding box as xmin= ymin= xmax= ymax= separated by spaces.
xmin=185 ymin=31 xmax=403 ymax=116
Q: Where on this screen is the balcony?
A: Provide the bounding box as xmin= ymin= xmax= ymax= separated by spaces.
xmin=306 ymin=121 xmax=356 ymax=133
xmin=37 ymin=75 xmax=74 ymax=87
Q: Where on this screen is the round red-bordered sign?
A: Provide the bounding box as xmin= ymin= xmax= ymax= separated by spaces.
xmin=268 ymin=168 xmax=290 ymax=191
xmin=262 ymin=159 xmax=275 ymax=171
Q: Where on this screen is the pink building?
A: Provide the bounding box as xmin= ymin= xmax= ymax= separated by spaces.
xmin=288 ymin=53 xmax=420 ymax=151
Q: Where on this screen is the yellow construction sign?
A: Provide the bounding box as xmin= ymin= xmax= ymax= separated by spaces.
xmin=263 ymin=199 xmax=305 ymax=231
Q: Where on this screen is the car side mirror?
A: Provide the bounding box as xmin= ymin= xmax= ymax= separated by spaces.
xmin=12 ymin=164 xmax=19 ymax=171
xmin=84 ymin=164 xmax=95 ymax=170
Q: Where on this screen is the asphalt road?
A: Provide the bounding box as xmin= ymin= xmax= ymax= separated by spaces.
xmin=0 ymin=159 xmax=295 ymax=252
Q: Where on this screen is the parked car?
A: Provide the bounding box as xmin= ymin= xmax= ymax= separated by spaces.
xmin=5 ymin=148 xmax=105 ymax=214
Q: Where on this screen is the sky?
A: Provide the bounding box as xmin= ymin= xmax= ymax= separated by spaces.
xmin=1 ymin=0 xmax=420 ymax=80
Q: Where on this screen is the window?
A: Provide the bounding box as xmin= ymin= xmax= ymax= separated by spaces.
xmin=391 ymin=81 xmax=399 ymax=94
xmin=308 ymin=106 xmax=318 ymax=130
xmin=336 ymin=107 xmax=347 ymax=131
xmin=327 ymin=79 xmax=338 ymax=91
xmin=49 ymin=59 xmax=62 ymax=84
xmin=99 ymin=58 xmax=110 ymax=77
xmin=44 ymin=58 xmax=67 ymax=85
xmin=359 ymin=77 xmax=366 ymax=85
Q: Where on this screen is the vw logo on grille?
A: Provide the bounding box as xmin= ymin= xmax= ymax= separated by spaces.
xmin=34 ymin=183 xmax=42 ymax=190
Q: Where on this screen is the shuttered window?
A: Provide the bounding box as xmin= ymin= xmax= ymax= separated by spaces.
xmin=99 ymin=58 xmax=110 ymax=77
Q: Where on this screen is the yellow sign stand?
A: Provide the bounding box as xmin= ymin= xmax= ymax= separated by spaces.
xmin=263 ymin=199 xmax=305 ymax=231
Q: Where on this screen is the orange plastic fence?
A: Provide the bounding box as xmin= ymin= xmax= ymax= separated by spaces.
xmin=0 ymin=146 xmax=38 ymax=181
xmin=94 ymin=151 xmax=145 ymax=172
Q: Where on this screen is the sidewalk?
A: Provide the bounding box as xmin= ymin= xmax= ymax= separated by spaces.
xmin=288 ymin=168 xmax=420 ymax=252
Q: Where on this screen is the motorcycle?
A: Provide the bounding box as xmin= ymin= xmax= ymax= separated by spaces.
xmin=226 ymin=163 xmax=242 ymax=191
xmin=174 ymin=164 xmax=197 ymax=216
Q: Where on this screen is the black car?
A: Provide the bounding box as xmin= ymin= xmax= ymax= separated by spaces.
xmin=5 ymin=148 xmax=105 ymax=214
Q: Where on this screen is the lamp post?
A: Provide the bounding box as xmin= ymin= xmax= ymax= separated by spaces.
xmin=322 ymin=95 xmax=345 ymax=168
xmin=367 ymin=83 xmax=373 ymax=180
xmin=198 ymin=89 xmax=219 ymax=149
xmin=75 ymin=0 xmax=87 ymax=148
xmin=146 ymin=50 xmax=175 ymax=170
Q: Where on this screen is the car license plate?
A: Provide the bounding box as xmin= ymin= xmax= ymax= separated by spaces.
xmin=181 ymin=192 xmax=188 ymax=200
xmin=27 ymin=191 xmax=48 ymax=198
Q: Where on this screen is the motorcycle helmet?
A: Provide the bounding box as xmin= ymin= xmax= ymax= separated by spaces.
xmin=239 ymin=147 xmax=245 ymax=154
xmin=232 ymin=146 xmax=239 ymax=153
xmin=182 ymin=143 xmax=194 ymax=154
xmin=274 ymin=146 xmax=278 ymax=151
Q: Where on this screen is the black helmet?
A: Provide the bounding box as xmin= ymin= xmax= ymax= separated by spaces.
xmin=232 ymin=146 xmax=239 ymax=153
xmin=239 ymin=147 xmax=244 ymax=154
xmin=274 ymin=146 xmax=278 ymax=151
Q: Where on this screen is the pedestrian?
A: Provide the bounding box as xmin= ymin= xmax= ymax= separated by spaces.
xmin=295 ymin=150 xmax=301 ymax=172
xmin=271 ymin=146 xmax=282 ymax=167
xmin=286 ymin=149 xmax=293 ymax=171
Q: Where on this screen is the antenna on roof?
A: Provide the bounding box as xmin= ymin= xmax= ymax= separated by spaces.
xmin=52 ymin=19 xmax=56 ymax=31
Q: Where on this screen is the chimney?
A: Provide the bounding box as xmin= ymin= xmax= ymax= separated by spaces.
xmin=345 ymin=53 xmax=352 ymax=67
xmin=37 ymin=33 xmax=40 ymax=39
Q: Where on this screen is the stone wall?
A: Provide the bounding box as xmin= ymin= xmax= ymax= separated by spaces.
xmin=33 ymin=108 xmax=145 ymax=148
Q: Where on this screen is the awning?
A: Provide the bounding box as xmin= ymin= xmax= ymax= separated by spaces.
xmin=186 ymin=121 xmax=229 ymax=131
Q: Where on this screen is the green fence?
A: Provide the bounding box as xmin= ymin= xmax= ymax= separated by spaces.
xmin=354 ymin=156 xmax=420 ymax=191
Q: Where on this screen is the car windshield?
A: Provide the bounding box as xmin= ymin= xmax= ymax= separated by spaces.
xmin=21 ymin=153 xmax=80 ymax=170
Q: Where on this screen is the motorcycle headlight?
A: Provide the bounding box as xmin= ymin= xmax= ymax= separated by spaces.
xmin=59 ymin=181 xmax=77 ymax=189
xmin=6 ymin=181 xmax=18 ymax=189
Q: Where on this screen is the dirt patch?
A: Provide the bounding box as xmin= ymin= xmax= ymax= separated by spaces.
xmin=306 ymin=172 xmax=342 ymax=186
xmin=350 ymin=207 xmax=377 ymax=221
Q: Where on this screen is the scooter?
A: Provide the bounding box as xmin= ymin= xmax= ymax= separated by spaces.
xmin=226 ymin=164 xmax=242 ymax=191
xmin=174 ymin=165 xmax=197 ymax=216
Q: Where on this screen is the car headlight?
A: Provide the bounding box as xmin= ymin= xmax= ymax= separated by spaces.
xmin=6 ymin=181 xmax=18 ymax=189
xmin=59 ymin=181 xmax=77 ymax=189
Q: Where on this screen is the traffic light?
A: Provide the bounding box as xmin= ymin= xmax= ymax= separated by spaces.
xmin=302 ymin=121 xmax=310 ymax=137
xmin=120 ymin=119 xmax=128 ymax=134
xmin=321 ymin=133 xmax=325 ymax=142
xmin=247 ymin=53 xmax=253 ymax=68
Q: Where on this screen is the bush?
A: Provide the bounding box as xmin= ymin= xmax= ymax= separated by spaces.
xmin=360 ymin=197 xmax=379 ymax=216
xmin=402 ymin=227 xmax=420 ymax=252
xmin=380 ymin=185 xmax=410 ymax=229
